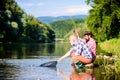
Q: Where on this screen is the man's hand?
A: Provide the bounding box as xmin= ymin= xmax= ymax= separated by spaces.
xmin=57 ymin=58 xmax=63 ymax=62
xmin=73 ymin=29 xmax=79 ymax=33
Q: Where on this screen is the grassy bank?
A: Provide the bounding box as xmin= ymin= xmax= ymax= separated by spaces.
xmin=97 ymin=38 xmax=120 ymax=56
xmin=94 ymin=38 xmax=120 ymax=75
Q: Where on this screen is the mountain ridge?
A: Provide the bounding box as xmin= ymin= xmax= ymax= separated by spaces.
xmin=37 ymin=15 xmax=87 ymax=23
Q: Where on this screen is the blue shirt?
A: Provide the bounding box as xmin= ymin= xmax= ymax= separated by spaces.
xmin=69 ymin=39 xmax=93 ymax=60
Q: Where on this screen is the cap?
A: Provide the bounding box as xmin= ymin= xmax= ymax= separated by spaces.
xmin=84 ymin=31 xmax=92 ymax=36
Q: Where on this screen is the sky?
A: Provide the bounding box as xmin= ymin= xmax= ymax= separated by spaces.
xmin=16 ymin=0 xmax=92 ymax=17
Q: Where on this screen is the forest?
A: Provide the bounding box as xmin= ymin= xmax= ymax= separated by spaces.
xmin=50 ymin=0 xmax=120 ymax=43
xmin=0 ymin=0 xmax=120 ymax=43
xmin=0 ymin=0 xmax=55 ymax=43
xmin=86 ymin=0 xmax=120 ymax=42
xmin=50 ymin=18 xmax=85 ymax=38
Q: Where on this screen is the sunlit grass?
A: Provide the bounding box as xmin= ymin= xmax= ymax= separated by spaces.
xmin=94 ymin=38 xmax=120 ymax=75
xmin=98 ymin=38 xmax=120 ymax=56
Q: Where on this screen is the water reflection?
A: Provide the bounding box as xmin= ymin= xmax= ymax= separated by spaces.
xmin=1 ymin=42 xmax=120 ymax=80
xmin=0 ymin=43 xmax=58 ymax=59
xmin=0 ymin=57 xmax=120 ymax=80
xmin=58 ymin=64 xmax=95 ymax=80
xmin=0 ymin=42 xmax=71 ymax=59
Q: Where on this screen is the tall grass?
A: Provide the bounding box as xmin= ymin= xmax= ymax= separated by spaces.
xmin=94 ymin=38 xmax=120 ymax=75
xmin=98 ymin=38 xmax=120 ymax=56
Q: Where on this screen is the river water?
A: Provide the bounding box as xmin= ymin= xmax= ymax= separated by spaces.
xmin=0 ymin=42 xmax=119 ymax=80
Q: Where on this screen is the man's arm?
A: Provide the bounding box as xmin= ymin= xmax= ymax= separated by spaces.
xmin=73 ymin=29 xmax=80 ymax=39
xmin=74 ymin=29 xmax=85 ymax=42
xmin=58 ymin=51 xmax=71 ymax=62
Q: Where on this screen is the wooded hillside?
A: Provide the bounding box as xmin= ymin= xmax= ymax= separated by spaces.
xmin=0 ymin=0 xmax=55 ymax=43
xmin=50 ymin=18 xmax=86 ymax=38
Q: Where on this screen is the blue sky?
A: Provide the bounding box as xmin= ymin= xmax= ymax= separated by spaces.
xmin=16 ymin=0 xmax=92 ymax=17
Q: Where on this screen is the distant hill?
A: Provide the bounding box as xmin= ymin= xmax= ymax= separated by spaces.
xmin=37 ymin=15 xmax=87 ymax=23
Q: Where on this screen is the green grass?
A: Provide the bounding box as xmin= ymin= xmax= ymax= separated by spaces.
xmin=94 ymin=39 xmax=120 ymax=75
xmin=98 ymin=38 xmax=120 ymax=56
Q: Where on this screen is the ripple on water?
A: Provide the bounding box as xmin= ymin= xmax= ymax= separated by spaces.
xmin=0 ymin=57 xmax=72 ymax=80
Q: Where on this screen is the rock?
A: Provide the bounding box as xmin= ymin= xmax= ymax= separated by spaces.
xmin=85 ymin=63 xmax=94 ymax=68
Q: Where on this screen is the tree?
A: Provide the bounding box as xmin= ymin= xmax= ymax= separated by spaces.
xmin=0 ymin=0 xmax=24 ymax=42
xmin=22 ymin=15 xmax=55 ymax=43
xmin=0 ymin=0 xmax=55 ymax=43
xmin=50 ymin=19 xmax=85 ymax=38
xmin=86 ymin=0 xmax=120 ymax=42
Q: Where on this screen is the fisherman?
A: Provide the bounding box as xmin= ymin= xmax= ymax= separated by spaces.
xmin=58 ymin=35 xmax=93 ymax=66
xmin=74 ymin=29 xmax=97 ymax=62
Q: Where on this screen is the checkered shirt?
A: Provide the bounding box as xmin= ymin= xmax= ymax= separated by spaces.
xmin=69 ymin=39 xmax=93 ymax=60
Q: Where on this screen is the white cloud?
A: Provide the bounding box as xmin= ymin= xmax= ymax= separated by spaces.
xmin=37 ymin=3 xmax=45 ymax=6
xmin=25 ymin=3 xmax=34 ymax=7
xmin=17 ymin=1 xmax=92 ymax=17
xmin=18 ymin=2 xmax=44 ymax=7
xmin=51 ymin=5 xmax=92 ymax=16
xmin=65 ymin=5 xmax=92 ymax=14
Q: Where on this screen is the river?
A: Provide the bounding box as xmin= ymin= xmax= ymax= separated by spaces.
xmin=0 ymin=42 xmax=119 ymax=80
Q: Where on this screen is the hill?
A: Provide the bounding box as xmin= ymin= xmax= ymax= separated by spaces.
xmin=49 ymin=18 xmax=88 ymax=38
xmin=37 ymin=15 xmax=87 ymax=23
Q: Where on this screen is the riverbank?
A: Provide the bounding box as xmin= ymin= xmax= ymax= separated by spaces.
xmin=98 ymin=38 xmax=120 ymax=56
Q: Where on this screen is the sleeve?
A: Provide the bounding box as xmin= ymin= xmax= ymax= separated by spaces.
xmin=90 ymin=40 xmax=96 ymax=55
xmin=68 ymin=46 xmax=76 ymax=54
xmin=69 ymin=40 xmax=83 ymax=55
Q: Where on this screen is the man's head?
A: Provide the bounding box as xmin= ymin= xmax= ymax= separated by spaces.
xmin=84 ymin=31 xmax=92 ymax=42
xmin=69 ymin=35 xmax=77 ymax=45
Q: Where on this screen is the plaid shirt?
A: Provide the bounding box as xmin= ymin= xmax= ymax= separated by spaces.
xmin=69 ymin=39 xmax=93 ymax=60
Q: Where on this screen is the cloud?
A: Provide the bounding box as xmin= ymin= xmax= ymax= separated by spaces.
xmin=64 ymin=5 xmax=92 ymax=14
xmin=17 ymin=0 xmax=92 ymax=17
xmin=56 ymin=5 xmax=92 ymax=15
xmin=51 ymin=5 xmax=92 ymax=16
xmin=18 ymin=2 xmax=44 ymax=7
xmin=31 ymin=5 xmax=92 ymax=17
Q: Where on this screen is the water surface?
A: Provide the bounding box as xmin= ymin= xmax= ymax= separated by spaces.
xmin=0 ymin=42 xmax=120 ymax=80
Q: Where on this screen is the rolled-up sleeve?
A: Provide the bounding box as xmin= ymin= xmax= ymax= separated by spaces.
xmin=69 ymin=44 xmax=83 ymax=55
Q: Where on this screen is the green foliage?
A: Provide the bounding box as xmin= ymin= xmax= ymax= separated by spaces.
xmin=64 ymin=23 xmax=89 ymax=39
xmin=115 ymin=60 xmax=120 ymax=74
xmin=11 ymin=21 xmax=18 ymax=29
xmin=0 ymin=0 xmax=55 ymax=43
xmin=98 ymin=38 xmax=120 ymax=56
xmin=22 ymin=15 xmax=55 ymax=43
xmin=18 ymin=36 xmax=35 ymax=43
xmin=86 ymin=0 xmax=120 ymax=42
xmin=0 ymin=0 xmax=24 ymax=42
xmin=50 ymin=18 xmax=85 ymax=38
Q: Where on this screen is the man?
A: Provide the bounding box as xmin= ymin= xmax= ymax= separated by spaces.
xmin=74 ymin=29 xmax=97 ymax=62
xmin=84 ymin=31 xmax=96 ymax=61
xmin=58 ymin=35 xmax=93 ymax=64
